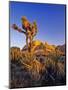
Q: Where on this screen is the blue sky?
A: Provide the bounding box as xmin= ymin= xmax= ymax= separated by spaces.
xmin=10 ymin=1 xmax=66 ymax=48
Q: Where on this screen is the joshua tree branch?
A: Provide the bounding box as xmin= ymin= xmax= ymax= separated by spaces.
xmin=12 ymin=24 xmax=26 ymax=34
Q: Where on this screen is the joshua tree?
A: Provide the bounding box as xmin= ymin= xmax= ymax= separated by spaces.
xmin=12 ymin=16 xmax=38 ymax=52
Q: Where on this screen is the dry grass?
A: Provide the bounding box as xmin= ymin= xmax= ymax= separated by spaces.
xmin=10 ymin=47 xmax=66 ymax=88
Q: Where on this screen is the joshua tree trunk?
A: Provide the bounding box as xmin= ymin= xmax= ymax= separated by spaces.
xmin=26 ymin=35 xmax=29 ymax=51
xmin=29 ymin=37 xmax=32 ymax=52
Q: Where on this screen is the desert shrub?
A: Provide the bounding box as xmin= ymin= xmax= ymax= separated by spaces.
xmin=10 ymin=47 xmax=66 ymax=88
xmin=40 ymin=56 xmax=65 ymax=86
xmin=10 ymin=47 xmax=21 ymax=61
